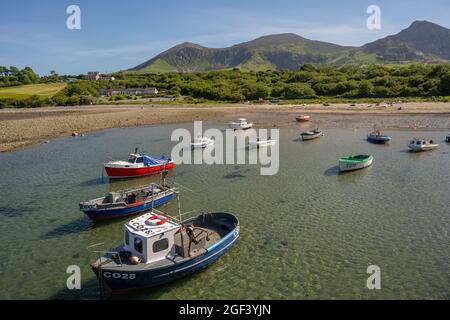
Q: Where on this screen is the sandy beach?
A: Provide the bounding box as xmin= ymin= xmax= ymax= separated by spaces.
xmin=1 ymin=102 xmax=449 ymax=152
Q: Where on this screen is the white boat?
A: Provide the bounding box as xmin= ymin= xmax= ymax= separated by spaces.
xmin=248 ymin=138 xmax=276 ymax=148
xmin=408 ymin=138 xmax=439 ymax=152
xmin=229 ymin=118 xmax=253 ymax=130
xmin=301 ymin=129 xmax=324 ymax=140
xmin=191 ymin=137 xmax=214 ymax=149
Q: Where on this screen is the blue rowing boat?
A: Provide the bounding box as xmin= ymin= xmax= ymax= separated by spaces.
xmin=91 ymin=210 xmax=239 ymax=294
xmin=79 ymin=183 xmax=178 ymax=221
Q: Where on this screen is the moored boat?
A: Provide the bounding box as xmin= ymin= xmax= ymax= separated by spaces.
xmin=339 ymin=154 xmax=373 ymax=172
xmin=248 ymin=138 xmax=276 ymax=148
xmin=296 ymin=115 xmax=310 ymax=122
xmin=90 ymin=209 xmax=239 ymax=294
xmin=367 ymin=130 xmax=391 ymax=144
xmin=80 ymin=182 xmax=178 ymax=221
xmin=301 ymin=128 xmax=324 ymax=140
xmin=191 ymin=137 xmax=214 ymax=149
xmin=228 ymin=118 xmax=253 ymax=130
xmin=408 ymin=138 xmax=439 ymax=152
xmin=446 ymin=134 xmax=450 ymax=143
xmin=104 ymin=149 xmax=174 ymax=179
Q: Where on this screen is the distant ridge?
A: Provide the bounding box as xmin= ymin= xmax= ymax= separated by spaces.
xmin=130 ymin=20 xmax=450 ymax=73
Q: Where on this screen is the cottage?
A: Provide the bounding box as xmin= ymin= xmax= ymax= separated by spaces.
xmin=86 ymin=72 xmax=100 ymax=81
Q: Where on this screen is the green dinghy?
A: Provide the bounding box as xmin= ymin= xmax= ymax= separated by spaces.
xmin=339 ymin=154 xmax=373 ymax=172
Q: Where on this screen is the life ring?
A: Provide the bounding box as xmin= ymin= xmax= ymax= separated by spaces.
xmin=146 ymin=215 xmax=168 ymax=226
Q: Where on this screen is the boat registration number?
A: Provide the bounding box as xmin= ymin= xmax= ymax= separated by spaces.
xmin=103 ymin=272 xmax=136 ymax=280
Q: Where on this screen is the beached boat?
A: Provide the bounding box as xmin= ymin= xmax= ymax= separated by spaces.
xmin=248 ymin=138 xmax=276 ymax=148
xmin=339 ymin=154 xmax=373 ymax=172
xmin=104 ymin=149 xmax=174 ymax=179
xmin=301 ymin=128 xmax=324 ymax=140
xmin=90 ymin=209 xmax=239 ymax=294
xmin=191 ymin=137 xmax=214 ymax=149
xmin=80 ymin=183 xmax=178 ymax=222
xmin=228 ymin=118 xmax=253 ymax=130
xmin=367 ymin=130 xmax=391 ymax=144
xmin=408 ymin=138 xmax=439 ymax=152
xmin=296 ymin=115 xmax=310 ymax=122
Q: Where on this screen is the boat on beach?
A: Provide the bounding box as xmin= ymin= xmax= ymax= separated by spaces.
xmin=408 ymin=138 xmax=439 ymax=152
xmin=339 ymin=154 xmax=373 ymax=172
xmin=191 ymin=137 xmax=214 ymax=149
xmin=296 ymin=115 xmax=310 ymax=122
xmin=367 ymin=130 xmax=391 ymax=144
xmin=301 ymin=128 xmax=324 ymax=140
xmin=90 ymin=208 xmax=239 ymax=295
xmin=228 ymin=118 xmax=253 ymax=130
xmin=248 ymin=138 xmax=276 ymax=148
xmin=79 ymin=182 xmax=178 ymax=222
xmin=104 ymin=149 xmax=174 ymax=179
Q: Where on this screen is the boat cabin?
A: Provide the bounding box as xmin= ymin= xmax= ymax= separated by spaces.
xmin=128 ymin=153 xmax=144 ymax=164
xmin=124 ymin=212 xmax=180 ymax=263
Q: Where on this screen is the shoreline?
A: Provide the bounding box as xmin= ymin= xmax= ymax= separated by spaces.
xmin=1 ymin=102 xmax=449 ymax=153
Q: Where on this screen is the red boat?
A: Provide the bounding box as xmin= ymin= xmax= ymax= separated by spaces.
xmin=296 ymin=115 xmax=311 ymax=122
xmin=104 ymin=150 xmax=174 ymax=178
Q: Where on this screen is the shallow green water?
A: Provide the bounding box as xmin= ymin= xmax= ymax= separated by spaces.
xmin=0 ymin=123 xmax=448 ymax=299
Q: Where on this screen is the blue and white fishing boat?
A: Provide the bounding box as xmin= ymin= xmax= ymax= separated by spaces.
xmin=80 ymin=182 xmax=177 ymax=222
xmin=90 ymin=208 xmax=239 ymax=295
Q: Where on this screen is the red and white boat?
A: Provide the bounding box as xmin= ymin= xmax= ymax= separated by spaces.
xmin=296 ymin=115 xmax=311 ymax=122
xmin=104 ymin=149 xmax=174 ymax=179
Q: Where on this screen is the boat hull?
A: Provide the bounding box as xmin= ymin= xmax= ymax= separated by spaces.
xmin=82 ymin=193 xmax=176 ymax=221
xmin=301 ymin=132 xmax=323 ymax=140
xmin=228 ymin=124 xmax=253 ymax=130
xmin=339 ymin=157 xmax=373 ymax=172
xmin=408 ymin=144 xmax=439 ymax=152
xmin=96 ymin=226 xmax=240 ymax=294
xmin=104 ymin=162 xmax=174 ymax=178
xmin=367 ymin=135 xmax=391 ymax=144
xmin=296 ymin=117 xmax=310 ymax=122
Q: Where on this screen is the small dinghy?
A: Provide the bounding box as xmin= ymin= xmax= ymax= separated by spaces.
xmin=80 ymin=182 xmax=178 ymax=221
xmin=339 ymin=154 xmax=373 ymax=172
xmin=301 ymin=128 xmax=324 ymax=140
xmin=90 ymin=209 xmax=239 ymax=294
xmin=191 ymin=137 xmax=214 ymax=149
xmin=104 ymin=148 xmax=174 ymax=179
xmin=228 ymin=118 xmax=253 ymax=130
xmin=367 ymin=130 xmax=391 ymax=144
xmin=248 ymin=138 xmax=276 ymax=148
xmin=408 ymin=138 xmax=439 ymax=152
xmin=296 ymin=115 xmax=310 ymax=122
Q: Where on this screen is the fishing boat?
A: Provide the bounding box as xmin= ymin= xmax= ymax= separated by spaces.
xmin=367 ymin=130 xmax=391 ymax=144
xmin=301 ymin=128 xmax=324 ymax=140
xmin=104 ymin=149 xmax=174 ymax=179
xmin=296 ymin=115 xmax=310 ymax=122
xmin=408 ymin=138 xmax=439 ymax=152
xmin=228 ymin=118 xmax=253 ymax=130
xmin=79 ymin=182 xmax=178 ymax=222
xmin=191 ymin=137 xmax=214 ymax=149
xmin=90 ymin=209 xmax=239 ymax=294
xmin=339 ymin=154 xmax=373 ymax=172
xmin=248 ymin=138 xmax=276 ymax=148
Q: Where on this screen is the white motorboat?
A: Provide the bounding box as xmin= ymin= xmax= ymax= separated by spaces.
xmin=408 ymin=138 xmax=439 ymax=152
xmin=228 ymin=118 xmax=253 ymax=130
xmin=248 ymin=138 xmax=276 ymax=148
xmin=301 ymin=128 xmax=324 ymax=141
xmin=191 ymin=137 xmax=214 ymax=149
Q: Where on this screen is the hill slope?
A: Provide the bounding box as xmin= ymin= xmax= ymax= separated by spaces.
xmin=131 ymin=20 xmax=450 ymax=73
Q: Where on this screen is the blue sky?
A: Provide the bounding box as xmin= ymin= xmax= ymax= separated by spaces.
xmin=0 ymin=0 xmax=449 ymax=75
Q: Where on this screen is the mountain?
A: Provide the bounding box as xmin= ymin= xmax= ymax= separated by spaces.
xmin=130 ymin=21 xmax=450 ymax=73
xmin=362 ymin=21 xmax=450 ymax=62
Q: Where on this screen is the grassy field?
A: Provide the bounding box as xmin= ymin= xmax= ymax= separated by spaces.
xmin=0 ymin=83 xmax=66 ymax=99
